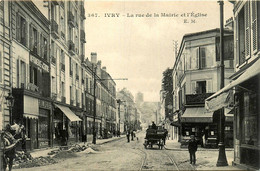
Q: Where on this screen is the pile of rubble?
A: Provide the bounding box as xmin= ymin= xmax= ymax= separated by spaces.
xmin=13 ymin=144 xmax=91 ymax=169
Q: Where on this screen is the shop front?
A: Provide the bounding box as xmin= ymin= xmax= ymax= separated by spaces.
xmin=53 ymin=104 xmax=82 ymax=145
xmin=12 ymin=91 xmax=51 ymax=150
xmin=181 ymin=107 xmax=214 ymax=147
xmin=205 ymin=58 xmax=260 ymax=170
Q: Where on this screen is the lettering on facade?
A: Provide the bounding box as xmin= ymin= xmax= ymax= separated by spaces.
xmin=39 ymin=99 xmax=51 ymax=109
xmin=30 ymin=55 xmax=49 ymax=72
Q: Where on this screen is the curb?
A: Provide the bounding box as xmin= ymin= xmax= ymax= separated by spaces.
xmin=97 ymin=136 xmax=126 ymax=145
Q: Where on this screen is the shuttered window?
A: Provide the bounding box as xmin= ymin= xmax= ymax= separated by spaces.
xmin=251 ymin=1 xmax=258 ymax=53
xmin=0 ymin=0 xmax=3 ymax=23
xmin=245 ymin=2 xmax=251 ymax=59
xmin=257 ymin=1 xmax=260 ymax=50
xmin=199 ymin=47 xmax=206 ymax=69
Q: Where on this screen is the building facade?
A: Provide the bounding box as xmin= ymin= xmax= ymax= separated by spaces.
xmin=172 ymin=28 xmax=234 ymax=147
xmin=206 ymin=1 xmax=260 ymax=169
xmin=0 ymin=0 xmax=11 ymax=129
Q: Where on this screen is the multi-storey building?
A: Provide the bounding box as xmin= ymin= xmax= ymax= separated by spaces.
xmin=10 ymin=1 xmax=51 ymax=150
xmin=172 ymin=28 xmax=234 ymax=147
xmin=206 ymin=1 xmax=260 ymax=169
xmin=117 ymin=88 xmax=138 ymax=132
xmin=0 ymin=0 xmax=11 ymax=129
xmin=48 ymin=0 xmax=85 ymax=145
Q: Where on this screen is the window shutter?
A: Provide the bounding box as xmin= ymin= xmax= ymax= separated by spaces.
xmin=16 ymin=14 xmax=20 ymax=42
xmin=26 ymin=63 xmax=29 ymax=87
xmin=29 ymin=24 xmax=33 ymax=50
xmin=200 ymin=47 xmax=206 ymax=68
xmin=196 ymin=47 xmax=199 ymax=69
xmin=206 ymin=80 xmax=212 ymax=93
xmin=252 ymin=1 xmax=257 ymax=53
xmin=245 ymin=2 xmax=251 ymax=59
xmin=191 ymin=81 xmax=196 ymax=94
xmin=24 ymin=20 xmax=28 ymax=47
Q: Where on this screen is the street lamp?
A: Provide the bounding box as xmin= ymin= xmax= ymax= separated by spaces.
xmin=5 ymin=92 xmax=14 ymax=124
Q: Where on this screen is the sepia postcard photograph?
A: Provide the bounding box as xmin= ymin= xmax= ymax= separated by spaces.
xmin=0 ymin=0 xmax=259 ymax=170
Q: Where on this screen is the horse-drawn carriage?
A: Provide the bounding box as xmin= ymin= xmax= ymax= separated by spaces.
xmin=143 ymin=125 xmax=166 ymax=149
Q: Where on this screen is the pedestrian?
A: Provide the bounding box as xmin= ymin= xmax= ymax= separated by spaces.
xmin=3 ymin=124 xmax=20 ymax=171
xmin=126 ymin=130 xmax=130 ymax=143
xmin=163 ymin=128 xmax=168 ymax=145
xmin=130 ymin=130 xmax=134 ymax=141
xmin=188 ymin=135 xmax=198 ymax=165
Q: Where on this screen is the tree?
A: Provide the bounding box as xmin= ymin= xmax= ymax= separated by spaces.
xmin=162 ymin=68 xmax=173 ymax=120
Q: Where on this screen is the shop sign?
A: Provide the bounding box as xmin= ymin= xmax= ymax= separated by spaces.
xmin=30 ymin=55 xmax=49 ymax=72
xmin=39 ymin=99 xmax=51 ymax=109
xmin=39 ymin=141 xmax=49 ymax=148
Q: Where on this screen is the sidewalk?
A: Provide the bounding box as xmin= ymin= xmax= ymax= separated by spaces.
xmin=165 ymin=140 xmax=242 ymax=170
xmin=30 ymin=135 xmax=125 ymax=158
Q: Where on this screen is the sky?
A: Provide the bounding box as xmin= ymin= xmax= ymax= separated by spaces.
xmin=35 ymin=0 xmax=234 ymax=102
xmin=84 ymin=1 xmax=233 ymax=102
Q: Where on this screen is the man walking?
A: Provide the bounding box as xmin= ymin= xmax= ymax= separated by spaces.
xmin=188 ymin=135 xmax=198 ymax=165
xmin=126 ymin=129 xmax=130 ymax=143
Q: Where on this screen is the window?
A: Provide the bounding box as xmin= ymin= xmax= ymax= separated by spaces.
xmin=196 ymin=81 xmax=206 ymax=94
xmin=21 ymin=61 xmax=26 ymax=86
xmin=199 ymin=47 xmax=206 ymax=69
xmin=61 ymin=82 xmax=65 ymax=97
xmin=52 ymin=76 xmax=56 ymax=94
xmin=16 ymin=14 xmax=27 ymax=46
xmin=33 ymin=67 xmax=37 ymax=86
xmin=237 ymin=7 xmax=246 ymax=65
xmin=32 ymin=28 xmax=38 ymax=53
xmin=245 ymin=2 xmax=251 ymax=59
xmin=43 ymin=38 xmax=48 ymax=60
xmin=0 ymin=0 xmax=3 ymax=22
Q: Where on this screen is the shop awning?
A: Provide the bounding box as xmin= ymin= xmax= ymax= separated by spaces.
xmin=205 ymin=58 xmax=260 ymax=112
xmin=55 ymin=104 xmax=82 ymax=122
xmin=181 ymin=107 xmax=214 ymax=123
xmin=23 ymin=113 xmax=38 ymax=119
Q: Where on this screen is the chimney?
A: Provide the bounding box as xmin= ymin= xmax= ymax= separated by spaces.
xmin=97 ymin=60 xmax=101 ymax=68
xmin=91 ymin=52 xmax=97 ymax=64
xmin=102 ymin=66 xmax=107 ymax=72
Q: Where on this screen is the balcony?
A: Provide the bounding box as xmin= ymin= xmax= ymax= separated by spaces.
xmin=51 ymin=19 xmax=59 ymax=39
xmin=51 ymin=93 xmax=57 ymax=101
xmin=76 ymin=74 xmax=79 ymax=80
xmin=61 ymin=31 xmax=65 ymax=39
xmin=52 ymin=0 xmax=59 ymax=5
xmin=68 ymin=11 xmax=75 ymax=27
xmin=51 ymin=57 xmax=56 ymax=64
xmin=60 ymin=1 xmax=64 ymax=8
xmin=70 ymin=99 xmax=74 ymax=105
xmin=61 ymin=96 xmax=66 ymax=103
xmin=80 ymin=5 xmax=86 ymax=19
xmin=68 ymin=40 xmax=75 ymax=56
xmin=80 ymin=30 xmax=86 ymax=43
xmin=61 ymin=63 xmax=65 ymax=71
xmin=185 ymin=93 xmax=214 ymax=105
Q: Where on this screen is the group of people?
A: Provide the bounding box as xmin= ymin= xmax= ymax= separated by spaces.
xmin=126 ymin=129 xmax=136 ymax=142
xmin=2 ymin=119 xmax=27 ymax=171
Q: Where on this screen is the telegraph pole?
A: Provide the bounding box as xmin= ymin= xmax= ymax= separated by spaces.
xmin=92 ymin=65 xmax=97 ymax=144
xmin=216 ymin=0 xmax=228 ymax=166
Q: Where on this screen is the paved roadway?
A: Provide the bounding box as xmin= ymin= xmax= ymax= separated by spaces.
xmin=14 ymin=131 xmax=195 ymax=171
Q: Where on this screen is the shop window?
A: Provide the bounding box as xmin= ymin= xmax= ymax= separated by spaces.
xmin=241 ymin=92 xmax=258 ymax=146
